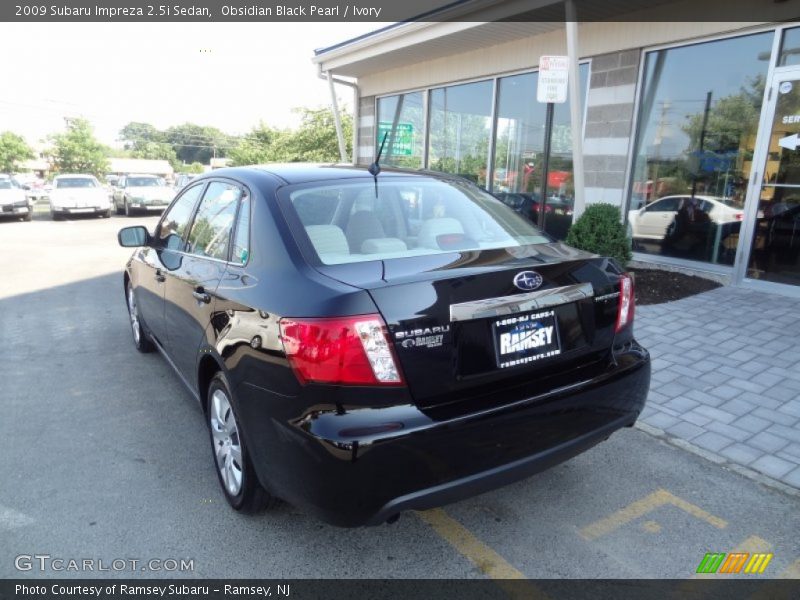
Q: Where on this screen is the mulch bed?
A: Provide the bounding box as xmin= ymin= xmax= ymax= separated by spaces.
xmin=630 ymin=268 xmax=722 ymax=306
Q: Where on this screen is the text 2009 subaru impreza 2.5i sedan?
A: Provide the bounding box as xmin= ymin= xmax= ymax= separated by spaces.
xmin=117 ymin=164 xmax=650 ymax=527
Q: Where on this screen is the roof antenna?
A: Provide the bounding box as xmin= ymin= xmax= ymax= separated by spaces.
xmin=369 ymin=131 xmax=389 ymax=198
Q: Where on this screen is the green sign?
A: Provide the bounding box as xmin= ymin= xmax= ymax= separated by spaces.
xmin=377 ymin=121 xmax=415 ymax=157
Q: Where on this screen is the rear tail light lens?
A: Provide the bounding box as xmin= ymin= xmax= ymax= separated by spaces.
xmin=735 ymin=213 xmax=744 ymax=221
xmin=279 ymin=314 xmax=403 ymax=386
xmin=615 ymin=273 xmax=635 ymax=333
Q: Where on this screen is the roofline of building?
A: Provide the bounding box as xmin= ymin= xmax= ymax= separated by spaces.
xmin=312 ymin=0 xmax=472 ymax=57
xmin=310 ymin=0 xmax=565 ymax=73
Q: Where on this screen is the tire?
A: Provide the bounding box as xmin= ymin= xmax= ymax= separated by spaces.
xmin=115 ymin=201 xmax=124 ymax=215
xmin=206 ymin=372 xmax=277 ymax=513
xmin=51 ymin=210 xmax=63 ymax=221
xmin=126 ymin=282 xmax=155 ymax=353
xmin=22 ymin=210 xmax=32 ymax=222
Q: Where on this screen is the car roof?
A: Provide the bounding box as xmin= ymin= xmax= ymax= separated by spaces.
xmin=198 ymin=163 xmax=463 ymax=186
xmin=54 ymin=174 xmax=97 ymax=179
xmin=655 ymin=194 xmax=726 ymax=203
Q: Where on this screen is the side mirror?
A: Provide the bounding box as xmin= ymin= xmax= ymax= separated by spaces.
xmin=118 ymin=226 xmax=150 ymax=247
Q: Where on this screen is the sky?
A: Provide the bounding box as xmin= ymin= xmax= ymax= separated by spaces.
xmin=0 ymin=22 xmax=382 ymax=148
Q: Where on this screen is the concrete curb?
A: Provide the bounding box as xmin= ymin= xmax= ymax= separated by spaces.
xmin=635 ymin=421 xmax=800 ymax=498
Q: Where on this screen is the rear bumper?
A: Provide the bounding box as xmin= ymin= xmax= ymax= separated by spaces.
xmin=239 ymin=342 xmax=650 ymax=527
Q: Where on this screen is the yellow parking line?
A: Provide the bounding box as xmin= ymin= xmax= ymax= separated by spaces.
xmin=418 ymin=508 xmax=548 ymax=600
xmin=579 ymin=489 xmax=727 ymax=541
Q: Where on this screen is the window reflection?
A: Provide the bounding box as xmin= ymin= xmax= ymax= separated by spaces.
xmin=629 ymin=32 xmax=773 ymax=265
xmin=493 ymin=64 xmax=588 ymax=240
xmin=779 ymin=27 xmax=800 ymax=67
xmin=428 ymin=80 xmax=494 ymax=188
xmin=376 ymin=92 xmax=425 ymax=169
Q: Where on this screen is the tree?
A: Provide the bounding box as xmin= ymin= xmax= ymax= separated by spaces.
xmin=131 ymin=141 xmax=179 ymax=168
xmin=164 ymin=123 xmax=234 ymax=165
xmin=48 ymin=118 xmax=109 ymax=177
xmin=0 ymin=131 xmax=35 ymax=173
xmin=119 ymin=121 xmax=164 ymax=148
xmin=274 ymin=107 xmax=352 ymax=163
xmin=185 ymin=162 xmax=205 ymax=174
xmin=228 ymin=123 xmax=280 ymax=166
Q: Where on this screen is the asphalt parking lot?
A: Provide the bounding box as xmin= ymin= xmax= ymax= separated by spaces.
xmin=2 ymin=212 xmax=800 ymax=581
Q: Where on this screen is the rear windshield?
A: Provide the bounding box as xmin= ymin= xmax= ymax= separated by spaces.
xmin=55 ymin=178 xmax=97 ymax=188
xmin=127 ymin=177 xmax=163 ymax=187
xmin=283 ymin=177 xmax=550 ymax=265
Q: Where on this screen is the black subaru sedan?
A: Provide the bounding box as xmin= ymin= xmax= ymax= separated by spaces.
xmin=117 ymin=164 xmax=650 ymax=527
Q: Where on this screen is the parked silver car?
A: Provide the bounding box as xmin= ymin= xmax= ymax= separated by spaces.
xmin=113 ymin=174 xmax=174 ymax=216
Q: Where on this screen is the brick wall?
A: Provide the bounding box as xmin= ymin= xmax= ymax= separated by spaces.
xmin=356 ymin=96 xmax=375 ymax=165
xmin=583 ymin=50 xmax=640 ymax=208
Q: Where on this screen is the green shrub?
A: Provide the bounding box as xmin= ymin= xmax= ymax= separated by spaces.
xmin=565 ymin=203 xmax=632 ymax=266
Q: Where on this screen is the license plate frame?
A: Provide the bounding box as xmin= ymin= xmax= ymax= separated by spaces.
xmin=492 ymin=309 xmax=561 ymax=369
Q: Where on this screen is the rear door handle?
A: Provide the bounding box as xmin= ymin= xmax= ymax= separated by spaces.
xmin=155 ymin=269 xmax=166 ymax=283
xmin=192 ymin=287 xmax=211 ymax=304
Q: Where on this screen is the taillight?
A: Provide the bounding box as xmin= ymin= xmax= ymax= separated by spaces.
xmin=279 ymin=314 xmax=404 ymax=386
xmin=735 ymin=213 xmax=744 ymax=221
xmin=615 ymin=274 xmax=635 ymax=333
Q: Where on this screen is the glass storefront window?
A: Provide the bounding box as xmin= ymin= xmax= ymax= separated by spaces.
xmin=375 ymin=92 xmax=425 ymax=169
xmin=629 ymin=32 xmax=773 ymax=265
xmin=779 ymin=27 xmax=800 ymax=67
xmin=746 ymin=75 xmax=800 ymax=286
xmin=493 ymin=64 xmax=588 ymax=239
xmin=428 ymin=80 xmax=494 ymax=188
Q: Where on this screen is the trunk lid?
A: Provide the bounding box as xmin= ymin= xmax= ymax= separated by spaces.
xmin=317 ymin=243 xmax=623 ymax=408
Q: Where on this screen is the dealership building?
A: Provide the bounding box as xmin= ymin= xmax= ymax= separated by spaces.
xmin=313 ymin=0 xmax=800 ymax=296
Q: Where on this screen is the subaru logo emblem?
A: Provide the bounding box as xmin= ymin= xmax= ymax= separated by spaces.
xmin=513 ymin=271 xmax=543 ymax=291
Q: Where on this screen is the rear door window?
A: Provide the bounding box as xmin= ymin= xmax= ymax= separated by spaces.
xmin=231 ymin=195 xmax=250 ymax=265
xmin=185 ymin=181 xmax=242 ymax=261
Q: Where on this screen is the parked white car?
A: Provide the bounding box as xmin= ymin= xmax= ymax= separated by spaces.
xmin=0 ymin=174 xmax=32 ymax=221
xmin=49 ymin=174 xmax=113 ymax=220
xmin=628 ymin=194 xmax=744 ymax=241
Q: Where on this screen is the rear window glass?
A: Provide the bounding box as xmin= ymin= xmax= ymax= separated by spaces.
xmin=127 ymin=177 xmax=163 ymax=187
xmin=283 ymin=177 xmax=550 ymax=265
xmin=56 ymin=178 xmax=97 ymax=188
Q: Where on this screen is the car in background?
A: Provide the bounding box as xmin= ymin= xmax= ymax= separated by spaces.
xmin=113 ymin=174 xmax=173 ymax=216
xmin=49 ymin=174 xmax=112 ymax=220
xmin=0 ymin=174 xmax=32 ymax=221
xmin=13 ymin=174 xmax=50 ymax=203
xmin=173 ymin=173 xmax=196 ymax=190
xmin=495 ymin=192 xmax=574 ymax=221
xmin=117 ymin=164 xmax=649 ymax=526
xmin=627 ymin=194 xmax=744 ymax=242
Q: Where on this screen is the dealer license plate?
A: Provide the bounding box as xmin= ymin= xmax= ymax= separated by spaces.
xmin=492 ymin=309 xmax=561 ymax=369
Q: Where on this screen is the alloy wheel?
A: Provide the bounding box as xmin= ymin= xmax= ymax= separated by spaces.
xmin=127 ymin=286 xmax=141 ymax=345
xmin=209 ymin=389 xmax=243 ymax=496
